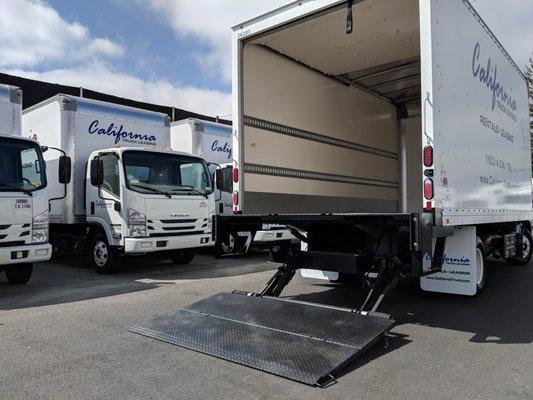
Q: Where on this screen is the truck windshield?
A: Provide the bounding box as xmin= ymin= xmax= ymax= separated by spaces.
xmin=123 ymin=150 xmax=213 ymax=196
xmin=0 ymin=137 xmax=46 ymax=193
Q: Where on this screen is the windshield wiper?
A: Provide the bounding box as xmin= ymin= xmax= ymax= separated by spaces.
xmin=131 ymin=183 xmax=172 ymax=199
xmin=172 ymin=186 xmax=208 ymax=199
xmin=0 ymin=183 xmax=33 ymax=196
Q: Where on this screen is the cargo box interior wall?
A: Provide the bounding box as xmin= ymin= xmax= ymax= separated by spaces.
xmin=240 ymin=0 xmax=423 ymax=214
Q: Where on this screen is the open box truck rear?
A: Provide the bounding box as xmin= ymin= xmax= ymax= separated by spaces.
xmin=131 ymin=0 xmax=532 ymax=386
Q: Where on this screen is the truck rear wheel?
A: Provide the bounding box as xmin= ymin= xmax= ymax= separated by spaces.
xmin=505 ymin=229 xmax=532 ymax=266
xmin=5 ymin=263 xmax=33 ymax=285
xmin=170 ymin=249 xmax=196 ymax=265
xmin=475 ymin=237 xmax=486 ymax=294
xmin=88 ymin=233 xmax=118 ymax=274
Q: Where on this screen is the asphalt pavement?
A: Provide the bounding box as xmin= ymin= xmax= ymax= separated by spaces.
xmin=0 ymin=252 xmax=531 ymax=400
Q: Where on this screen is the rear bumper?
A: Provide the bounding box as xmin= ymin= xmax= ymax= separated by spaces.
xmin=124 ymin=233 xmax=213 ymax=254
xmin=254 ymin=230 xmax=295 ymax=243
xmin=0 ymin=243 xmax=52 ymax=266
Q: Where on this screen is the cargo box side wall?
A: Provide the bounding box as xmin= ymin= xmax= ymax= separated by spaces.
xmin=241 ymin=44 xmax=401 ymax=214
xmin=22 ymin=100 xmax=74 ymax=223
xmin=427 ymin=0 xmax=532 ymax=225
xmin=72 ymin=106 xmax=170 ymax=218
xmin=0 ymin=86 xmax=22 ymax=136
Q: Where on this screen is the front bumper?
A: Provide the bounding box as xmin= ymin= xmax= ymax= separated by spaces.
xmin=0 ymin=243 xmax=52 ymax=266
xmin=124 ymin=233 xmax=213 ymax=254
xmin=254 ymin=230 xmax=295 ymax=244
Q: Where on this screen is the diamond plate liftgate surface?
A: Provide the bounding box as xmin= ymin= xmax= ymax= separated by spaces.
xmin=130 ymin=292 xmax=395 ymax=386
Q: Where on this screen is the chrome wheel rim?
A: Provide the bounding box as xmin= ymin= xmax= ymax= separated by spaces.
xmin=521 ymin=235 xmax=531 ymax=260
xmin=94 ymin=241 xmax=108 ymax=267
xmin=476 ymin=247 xmax=483 ymax=286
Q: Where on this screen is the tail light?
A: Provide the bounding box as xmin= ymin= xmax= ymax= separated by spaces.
xmin=232 ymin=190 xmax=239 ymax=206
xmin=423 ymin=145 xmax=434 ymax=167
xmin=232 ymin=167 xmax=239 ymax=183
xmin=424 ymin=178 xmax=434 ymax=200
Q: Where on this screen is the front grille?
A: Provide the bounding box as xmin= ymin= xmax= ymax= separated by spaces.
xmin=162 ymin=226 xmax=196 ymax=231
xmin=0 ymin=241 xmax=25 ymax=248
xmin=159 ymin=219 xmax=197 ymax=224
xmin=149 ymin=231 xmax=204 ymax=238
xmin=0 ymin=224 xmax=31 ymax=244
xmin=147 ymin=218 xmax=203 ymax=237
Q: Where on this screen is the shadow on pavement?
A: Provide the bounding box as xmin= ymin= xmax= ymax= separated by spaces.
xmin=0 ymin=251 xmax=276 ymax=311
xmin=288 ymin=258 xmax=532 ymax=350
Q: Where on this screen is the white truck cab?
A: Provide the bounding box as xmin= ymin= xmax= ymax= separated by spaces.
xmin=86 ymin=147 xmax=214 ymax=270
xmin=0 ymin=85 xmax=52 ymax=284
xmin=23 ymin=95 xmax=214 ymax=273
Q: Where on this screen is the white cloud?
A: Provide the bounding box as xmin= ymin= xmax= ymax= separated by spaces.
xmin=141 ymin=0 xmax=289 ymax=82
xmin=471 ymin=0 xmax=532 ymax=69
xmin=0 ymin=0 xmax=124 ymax=68
xmin=0 ymin=0 xmax=231 ymax=117
xmin=5 ymin=63 xmax=232 ymax=117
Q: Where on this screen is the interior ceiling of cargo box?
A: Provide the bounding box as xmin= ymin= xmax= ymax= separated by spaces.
xmin=250 ymin=0 xmax=421 ymax=105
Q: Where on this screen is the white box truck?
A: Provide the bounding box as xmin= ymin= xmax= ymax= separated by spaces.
xmin=131 ymin=0 xmax=532 ymax=386
xmin=0 ymin=85 xmax=55 ymax=284
xmin=23 ymin=95 xmax=215 ymax=273
xmin=170 ymin=117 xmax=296 ymax=258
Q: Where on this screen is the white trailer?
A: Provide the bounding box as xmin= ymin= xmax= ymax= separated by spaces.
xmin=0 ymin=85 xmax=54 ymax=284
xmin=132 ymin=0 xmax=532 ymax=386
xmin=170 ymin=118 xmax=296 ymax=258
xmin=23 ymin=95 xmax=215 ymax=273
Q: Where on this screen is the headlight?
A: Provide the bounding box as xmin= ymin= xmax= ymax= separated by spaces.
xmin=32 ymin=211 xmax=49 ymax=243
xmin=129 ymin=225 xmax=147 ymax=238
xmin=128 ymin=209 xmax=146 ymax=224
xmin=128 ymin=209 xmax=146 ymax=237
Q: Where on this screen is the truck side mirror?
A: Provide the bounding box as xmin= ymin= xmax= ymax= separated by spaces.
xmin=90 ymin=159 xmax=103 ymax=186
xmin=58 ymin=155 xmax=72 ymax=184
xmin=215 ymin=169 xmax=222 ymax=190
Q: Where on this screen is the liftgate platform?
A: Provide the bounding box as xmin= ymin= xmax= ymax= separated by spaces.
xmin=130 ymin=292 xmax=394 ymax=386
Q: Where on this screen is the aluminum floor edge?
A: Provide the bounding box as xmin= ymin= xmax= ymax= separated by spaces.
xmin=130 ymin=292 xmax=395 ymax=386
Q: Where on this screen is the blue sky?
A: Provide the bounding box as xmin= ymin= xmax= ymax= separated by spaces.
xmin=47 ymin=0 xmax=223 ymax=92
xmin=0 ymin=0 xmax=531 ymax=118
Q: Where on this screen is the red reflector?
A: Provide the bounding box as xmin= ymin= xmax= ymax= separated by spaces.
xmin=232 ymin=167 xmax=239 ymax=183
xmin=232 ymin=190 xmax=239 ymax=206
xmin=425 ymin=201 xmax=433 ymax=211
xmin=423 ymin=146 xmax=434 ymax=167
xmin=424 ymin=179 xmax=434 ymax=200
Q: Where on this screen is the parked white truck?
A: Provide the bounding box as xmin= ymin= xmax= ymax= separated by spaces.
xmin=23 ymin=95 xmax=214 ymax=273
xmin=170 ymin=117 xmax=296 ymax=258
xmin=132 ymin=0 xmax=533 ymax=387
xmin=0 ymin=85 xmax=54 ymax=284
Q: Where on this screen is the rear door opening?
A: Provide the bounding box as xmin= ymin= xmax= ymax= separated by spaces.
xmin=237 ymin=0 xmax=422 ymax=214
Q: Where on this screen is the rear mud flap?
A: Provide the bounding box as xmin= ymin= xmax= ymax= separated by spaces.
xmin=130 ymin=292 xmax=394 ymax=386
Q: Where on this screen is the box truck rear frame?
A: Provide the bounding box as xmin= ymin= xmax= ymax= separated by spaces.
xmin=132 ymin=0 xmax=532 ymax=386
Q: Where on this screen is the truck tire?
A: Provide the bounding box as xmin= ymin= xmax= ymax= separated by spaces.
xmin=170 ymin=249 xmax=196 ymax=265
xmin=5 ymin=263 xmax=33 ymax=285
xmin=88 ymin=233 xmax=118 ymax=274
xmin=505 ymin=229 xmax=533 ymax=266
xmin=475 ymin=237 xmax=486 ymax=294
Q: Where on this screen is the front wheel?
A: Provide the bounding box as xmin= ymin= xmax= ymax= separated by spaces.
xmin=505 ymin=230 xmax=533 ymax=266
xmin=87 ymin=233 xmax=118 ymax=274
xmin=5 ymin=263 xmax=33 ymax=284
xmin=170 ymin=249 xmax=196 ymax=265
